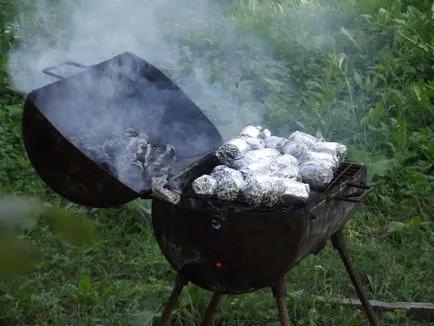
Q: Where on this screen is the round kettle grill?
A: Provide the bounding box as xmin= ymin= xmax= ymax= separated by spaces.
xmin=21 ymin=52 xmax=379 ymax=326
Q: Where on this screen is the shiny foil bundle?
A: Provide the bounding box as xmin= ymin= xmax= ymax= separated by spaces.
xmin=263 ymin=136 xmax=287 ymax=150
xmin=232 ymin=148 xmax=281 ymax=169
xmin=211 ymin=165 xmax=245 ymax=201
xmin=287 ymin=131 xmax=323 ymax=144
xmin=299 ymin=151 xmax=339 ymax=171
xmin=299 ymin=161 xmax=334 ymax=189
xmin=192 ymin=175 xmax=218 ymax=196
xmin=215 ymin=138 xmax=251 ymax=165
xmin=242 ymin=175 xmax=285 ymax=207
xmin=278 ymin=141 xmax=311 ymax=160
xmin=240 ymin=159 xmax=280 ymax=177
xmin=281 ymin=180 xmax=310 ymax=203
xmin=311 ymin=142 xmax=347 ymax=163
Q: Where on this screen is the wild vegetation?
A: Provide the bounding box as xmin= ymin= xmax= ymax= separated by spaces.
xmin=0 ymin=0 xmax=433 ymax=325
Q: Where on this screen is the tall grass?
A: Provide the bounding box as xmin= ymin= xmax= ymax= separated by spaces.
xmin=0 ymin=0 xmax=433 ymax=325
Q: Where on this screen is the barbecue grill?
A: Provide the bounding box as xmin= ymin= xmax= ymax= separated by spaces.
xmin=21 ymin=52 xmax=380 ymax=326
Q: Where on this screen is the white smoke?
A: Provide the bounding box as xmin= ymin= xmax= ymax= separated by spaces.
xmin=7 ymin=0 xmax=272 ymax=140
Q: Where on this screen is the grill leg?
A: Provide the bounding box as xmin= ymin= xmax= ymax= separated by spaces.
xmin=271 ymin=279 xmax=292 ymax=326
xmin=158 ymin=274 xmax=187 ymax=326
xmin=331 ymin=229 xmax=380 ymax=326
xmin=201 ymin=292 xmax=223 ymax=326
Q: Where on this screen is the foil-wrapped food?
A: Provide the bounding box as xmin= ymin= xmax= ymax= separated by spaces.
xmin=200 ymin=126 xmax=349 ymax=207
xmin=211 ymin=165 xmax=245 ymax=201
xmin=241 ymin=175 xmax=285 ymax=207
xmin=192 ymin=175 xmax=218 ymax=196
xmin=232 ymin=148 xmax=281 ymax=169
xmin=215 ymin=137 xmax=251 ymax=165
xmin=299 ymin=160 xmax=334 ymax=189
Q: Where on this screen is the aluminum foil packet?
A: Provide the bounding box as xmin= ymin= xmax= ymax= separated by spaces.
xmin=215 ymin=137 xmax=251 ymax=165
xmin=232 ymin=148 xmax=281 ymax=169
xmin=240 ymin=158 xmax=280 ymax=177
xmin=299 ymin=161 xmax=334 ymax=189
xmin=240 ymin=136 xmax=265 ymax=150
xmin=299 ymin=151 xmax=339 ymax=171
xmin=239 ymin=125 xmax=262 ymax=138
xmin=258 ymin=127 xmax=272 ymax=139
xmin=278 ymin=141 xmax=311 ymax=159
xmin=211 ymin=166 xmax=245 ymax=201
xmin=263 ymin=136 xmax=287 ymax=150
xmin=311 ymin=141 xmax=347 ymax=163
xmin=192 ymin=175 xmax=218 ymax=196
xmin=287 ymin=131 xmax=324 ymax=144
xmin=281 ymin=179 xmax=310 ymax=203
xmin=241 ymin=175 xmax=285 ymax=207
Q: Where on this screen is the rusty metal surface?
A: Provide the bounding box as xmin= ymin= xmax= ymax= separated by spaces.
xmin=21 ymin=52 xmax=222 ymax=207
xmin=151 ymin=163 xmax=370 ymax=294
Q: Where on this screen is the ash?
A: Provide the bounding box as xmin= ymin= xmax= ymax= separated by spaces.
xmin=192 ymin=126 xmax=348 ymax=208
xmin=68 ymin=128 xmax=176 ymax=192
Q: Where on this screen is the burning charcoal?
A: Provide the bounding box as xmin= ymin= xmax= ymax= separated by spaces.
xmin=241 ymin=175 xmax=285 ymax=207
xmin=192 ymin=175 xmax=217 ymax=196
xmin=215 ymin=138 xmax=251 ymax=165
xmin=212 ymin=167 xmax=245 ymax=201
xmin=263 ymin=136 xmax=287 ymax=150
xmin=239 ymin=125 xmax=262 ymax=138
xmin=241 ymin=137 xmax=265 ymax=150
xmin=311 ymin=142 xmax=347 ymax=162
xmin=299 ymin=161 xmax=334 ymax=189
xmin=281 ymin=179 xmax=310 ymax=203
xmin=240 ymin=159 xmax=280 ymax=177
xmin=278 ymin=141 xmax=311 ymax=159
xmin=232 ymin=148 xmax=281 ymax=169
xmin=287 ymin=131 xmax=323 ymax=144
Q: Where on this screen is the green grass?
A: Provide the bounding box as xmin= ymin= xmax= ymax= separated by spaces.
xmin=1 ymin=0 xmax=433 ymax=325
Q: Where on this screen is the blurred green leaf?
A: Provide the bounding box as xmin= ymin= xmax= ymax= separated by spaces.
xmin=0 ymin=236 xmax=42 ymax=275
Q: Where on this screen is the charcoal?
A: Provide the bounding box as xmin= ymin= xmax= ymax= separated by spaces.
xmin=240 ymin=159 xmax=280 ymax=177
xmin=241 ymin=175 xmax=285 ymax=207
xmin=192 ymin=175 xmax=218 ymax=196
xmin=213 ymin=167 xmax=245 ymax=201
xmin=279 ymin=141 xmax=311 ymax=159
xmin=287 ymin=131 xmax=323 ymax=144
xmin=239 ymin=125 xmax=262 ymax=138
xmin=232 ymin=148 xmax=281 ymax=169
xmin=281 ymin=179 xmax=310 ymax=203
xmin=215 ymin=138 xmax=251 ymax=164
xmin=299 ymin=161 xmax=334 ymax=189
xmin=241 ymin=136 xmax=265 ymax=150
xmin=312 ymin=142 xmax=347 ymax=162
xmin=140 ymin=144 xmax=176 ymax=179
xmin=264 ymin=136 xmax=287 ymax=150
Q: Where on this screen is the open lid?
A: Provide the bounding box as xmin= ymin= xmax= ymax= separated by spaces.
xmin=22 ymin=52 xmax=223 ymax=208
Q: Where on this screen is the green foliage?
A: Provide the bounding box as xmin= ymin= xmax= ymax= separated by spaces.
xmin=0 ymin=0 xmax=433 ymax=325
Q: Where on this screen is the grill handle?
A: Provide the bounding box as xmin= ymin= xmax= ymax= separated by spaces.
xmin=332 ymin=183 xmax=375 ymax=203
xmin=42 ymin=61 xmax=89 ymax=79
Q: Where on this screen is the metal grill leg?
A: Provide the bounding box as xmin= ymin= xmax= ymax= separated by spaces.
xmin=331 ymin=229 xmax=380 ymax=326
xmin=201 ymin=292 xmax=223 ymax=326
xmin=271 ymin=279 xmax=292 ymax=326
xmin=158 ymin=274 xmax=187 ymax=326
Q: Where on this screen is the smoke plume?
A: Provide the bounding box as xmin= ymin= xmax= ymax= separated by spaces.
xmin=7 ymin=0 xmax=272 ymax=141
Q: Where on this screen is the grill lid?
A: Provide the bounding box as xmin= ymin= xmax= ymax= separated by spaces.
xmin=22 ymin=52 xmax=223 ymax=208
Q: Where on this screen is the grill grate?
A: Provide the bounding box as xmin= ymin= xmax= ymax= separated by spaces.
xmin=182 ymin=161 xmax=365 ymax=212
